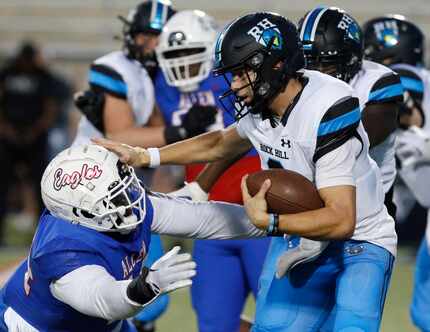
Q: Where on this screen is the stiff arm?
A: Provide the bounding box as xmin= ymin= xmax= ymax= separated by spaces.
xmin=149 ymin=192 xmax=266 ymax=239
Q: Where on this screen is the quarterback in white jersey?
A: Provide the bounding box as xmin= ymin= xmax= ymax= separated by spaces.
xmin=95 ymin=12 xmax=397 ymax=331
xmin=363 ymin=14 xmax=430 ymax=331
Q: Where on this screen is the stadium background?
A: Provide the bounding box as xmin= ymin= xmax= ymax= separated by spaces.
xmin=0 ymin=1 xmax=428 ymax=331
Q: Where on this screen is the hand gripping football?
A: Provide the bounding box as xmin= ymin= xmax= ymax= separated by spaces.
xmin=246 ymin=169 xmax=324 ymax=214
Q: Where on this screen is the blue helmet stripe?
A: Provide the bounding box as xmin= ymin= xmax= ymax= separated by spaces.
xmin=150 ymin=1 xmax=165 ymax=30
xmin=302 ymin=6 xmax=327 ymax=42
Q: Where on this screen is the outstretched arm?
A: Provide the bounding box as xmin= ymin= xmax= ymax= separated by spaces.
xmin=93 ymin=125 xmax=252 ymax=168
xmin=149 ymin=193 xmax=265 ymax=239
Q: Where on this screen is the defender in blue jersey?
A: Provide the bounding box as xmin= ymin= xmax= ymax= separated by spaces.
xmin=155 ymin=10 xmax=270 ymax=332
xmin=0 ymin=144 xmax=266 ymax=331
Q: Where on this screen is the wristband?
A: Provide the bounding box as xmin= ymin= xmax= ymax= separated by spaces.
xmin=147 ymin=148 xmax=160 ymax=168
xmin=126 ymin=267 xmax=158 ymax=305
xmin=266 ymin=213 xmax=279 ymax=236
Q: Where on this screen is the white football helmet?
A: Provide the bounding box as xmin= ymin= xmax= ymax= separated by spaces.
xmin=156 ymin=10 xmax=218 ymax=92
xmin=41 ymin=145 xmax=146 ymax=233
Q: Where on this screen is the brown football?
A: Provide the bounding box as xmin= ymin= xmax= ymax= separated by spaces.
xmin=246 ymin=169 xmax=324 ymax=214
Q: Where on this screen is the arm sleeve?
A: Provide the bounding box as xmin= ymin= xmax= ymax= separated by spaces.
xmin=315 ymin=136 xmax=362 ymax=189
xmin=149 ymin=193 xmax=266 ymax=239
xmin=50 ymin=265 xmax=143 ymax=321
xmin=367 ymin=72 xmax=404 ymax=105
xmin=313 ymin=96 xmax=361 ymax=163
xmin=89 ymin=64 xmax=128 ymax=100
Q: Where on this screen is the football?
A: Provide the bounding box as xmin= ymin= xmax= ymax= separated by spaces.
xmin=246 ymin=169 xmax=324 ymax=214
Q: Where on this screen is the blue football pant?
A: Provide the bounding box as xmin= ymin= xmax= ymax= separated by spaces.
xmin=411 ymin=238 xmax=430 ymax=332
xmin=134 ymin=234 xmax=169 ymax=323
xmin=253 ymin=239 xmax=394 ymax=332
xmin=191 ymin=238 xmax=271 ymax=332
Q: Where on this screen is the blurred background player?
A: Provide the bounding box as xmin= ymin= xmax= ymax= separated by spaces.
xmin=363 ymin=15 xmax=430 ymax=332
xmin=72 ymin=1 xmax=176 ymax=331
xmin=363 ymin=15 xmax=429 ymax=232
xmin=0 ymin=41 xmax=65 ymax=246
xmin=154 ymin=10 xmax=270 ymax=332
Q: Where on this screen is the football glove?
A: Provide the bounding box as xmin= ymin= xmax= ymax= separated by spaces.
xmin=164 ymin=104 xmax=218 ymax=144
xmin=276 ymin=238 xmax=329 ymax=279
xmin=127 ymin=246 xmax=196 ymax=306
xmin=168 ymin=182 xmax=209 ymax=201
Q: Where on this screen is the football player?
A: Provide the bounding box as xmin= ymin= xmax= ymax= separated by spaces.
xmin=72 ymin=2 xmax=176 ymax=330
xmin=95 ymin=11 xmax=397 ymax=331
xmin=363 ymin=15 xmax=430 ymax=332
xmin=154 ymin=10 xmax=269 ymax=332
xmin=0 ymin=144 xmax=265 ymax=332
xmin=290 ymin=6 xmax=404 ymax=288
xmin=299 ymin=6 xmax=403 ymax=215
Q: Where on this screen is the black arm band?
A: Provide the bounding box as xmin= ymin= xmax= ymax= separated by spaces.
xmin=126 ymin=267 xmax=158 ymax=305
xmin=164 ymin=126 xmax=187 ymax=144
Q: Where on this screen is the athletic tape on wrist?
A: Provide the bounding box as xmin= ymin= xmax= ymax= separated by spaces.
xmin=147 ymin=148 xmax=160 ymax=168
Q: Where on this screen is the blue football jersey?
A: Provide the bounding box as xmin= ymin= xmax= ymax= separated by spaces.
xmin=3 ymin=195 xmax=154 ymax=332
xmin=155 ymin=71 xmax=235 ymax=129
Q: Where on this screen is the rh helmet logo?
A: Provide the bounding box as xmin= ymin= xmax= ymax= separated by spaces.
xmin=337 ymin=14 xmax=361 ymax=43
xmin=247 ymin=18 xmax=283 ymax=50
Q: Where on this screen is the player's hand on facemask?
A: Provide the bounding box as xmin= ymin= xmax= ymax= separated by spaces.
xmin=241 ymin=175 xmax=271 ymax=229
xmin=92 ymin=137 xmax=149 ymax=167
xmin=126 ymin=246 xmax=196 ymax=306
xmin=168 ymin=181 xmax=209 ymax=201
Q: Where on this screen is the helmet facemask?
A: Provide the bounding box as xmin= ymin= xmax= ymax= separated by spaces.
xmin=215 ymin=35 xmax=290 ymax=120
xmin=304 ymin=50 xmax=362 ymax=82
xmin=157 ymin=45 xmax=213 ymax=92
xmin=77 ymin=162 xmax=146 ymax=233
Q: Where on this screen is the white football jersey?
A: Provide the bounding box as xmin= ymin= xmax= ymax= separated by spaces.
xmin=73 ymin=51 xmax=155 ymax=146
xmin=391 ymin=63 xmax=430 ymax=134
xmin=236 ymin=70 xmax=397 ymax=256
xmin=349 ymin=60 xmax=403 ymax=193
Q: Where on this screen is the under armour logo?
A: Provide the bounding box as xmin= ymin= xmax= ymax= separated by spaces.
xmin=281 ymin=138 xmax=291 ymax=148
